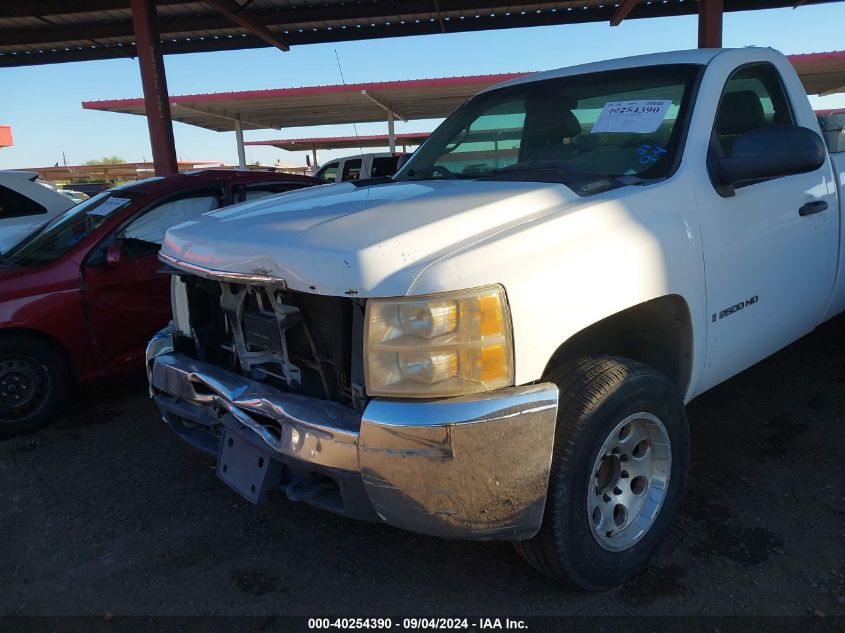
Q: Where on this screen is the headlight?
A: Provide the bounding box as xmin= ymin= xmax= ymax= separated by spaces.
xmin=364 ymin=285 xmax=514 ymax=397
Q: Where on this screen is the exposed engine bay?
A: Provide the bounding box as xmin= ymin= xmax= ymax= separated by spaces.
xmin=173 ymin=275 xmax=366 ymax=410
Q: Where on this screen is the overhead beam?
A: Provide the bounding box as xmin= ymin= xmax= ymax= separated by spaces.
xmin=361 ymin=91 xmax=408 ymax=122
xmin=172 ymin=102 xmax=278 ymax=130
xmin=130 ymin=0 xmax=177 ymax=176
xmin=698 ymin=0 xmax=724 ymax=47
xmin=610 ymin=0 xmax=640 ymax=26
xmin=170 ymin=103 xmax=265 ymax=131
xmin=200 ymin=0 xmax=289 ymax=52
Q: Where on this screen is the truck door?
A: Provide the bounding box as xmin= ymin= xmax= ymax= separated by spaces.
xmin=696 ymin=62 xmax=837 ymax=391
xmin=340 ymin=158 xmax=363 ymax=182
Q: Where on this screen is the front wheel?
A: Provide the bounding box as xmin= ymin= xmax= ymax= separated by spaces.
xmin=514 ymin=356 xmax=689 ymax=590
xmin=0 ymin=335 xmax=70 ymax=439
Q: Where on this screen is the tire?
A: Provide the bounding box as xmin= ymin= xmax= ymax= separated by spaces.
xmin=0 ymin=335 xmax=70 ymax=439
xmin=514 ymin=356 xmax=689 ymax=590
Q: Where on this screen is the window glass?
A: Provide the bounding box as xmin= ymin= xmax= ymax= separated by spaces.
xmin=714 ymin=63 xmax=794 ymax=156
xmin=120 ymin=194 xmax=219 ymax=246
xmin=240 ymin=182 xmax=307 ymax=202
xmin=4 ymin=191 xmax=140 ymax=266
xmin=395 ymin=64 xmax=701 ymax=184
xmin=243 ymin=189 xmax=276 ymax=202
xmin=342 ymin=159 xmax=363 ymax=181
xmin=371 ymin=156 xmax=400 ymax=178
xmin=316 ymin=163 xmax=339 ymax=182
xmin=0 ymin=184 xmax=46 ymax=219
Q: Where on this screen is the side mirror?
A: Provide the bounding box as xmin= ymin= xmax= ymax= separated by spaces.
xmin=715 ymin=125 xmax=826 ymax=188
xmin=105 ymin=239 xmax=123 ymax=268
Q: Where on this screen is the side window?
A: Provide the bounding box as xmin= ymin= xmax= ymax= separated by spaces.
xmin=0 ymin=184 xmax=47 ymax=219
xmin=341 ymin=159 xmax=363 ymax=181
xmin=371 ymin=156 xmax=400 ymax=178
xmin=713 ymin=63 xmax=794 ymax=156
xmin=316 ymin=162 xmax=339 ymax=182
xmin=120 ymin=192 xmax=220 ymax=249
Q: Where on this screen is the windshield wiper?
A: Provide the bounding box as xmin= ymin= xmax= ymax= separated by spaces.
xmin=480 ymin=162 xmax=648 ymax=185
xmin=405 ymin=165 xmax=460 ymax=180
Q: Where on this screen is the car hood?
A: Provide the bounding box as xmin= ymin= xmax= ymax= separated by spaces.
xmin=161 ymin=179 xmax=588 ymax=297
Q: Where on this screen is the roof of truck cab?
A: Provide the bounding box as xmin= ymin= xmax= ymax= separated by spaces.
xmin=490 ymin=48 xmax=725 ymax=92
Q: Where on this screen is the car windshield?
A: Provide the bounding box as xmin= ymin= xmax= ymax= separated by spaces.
xmin=394 ymin=64 xmax=701 ymax=187
xmin=4 ymin=190 xmax=140 ymax=267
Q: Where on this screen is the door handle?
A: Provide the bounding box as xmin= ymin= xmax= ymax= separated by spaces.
xmin=799 ymin=200 xmax=828 ymax=216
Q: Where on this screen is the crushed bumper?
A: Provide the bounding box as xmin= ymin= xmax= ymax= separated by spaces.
xmin=147 ymin=327 xmax=559 ymax=540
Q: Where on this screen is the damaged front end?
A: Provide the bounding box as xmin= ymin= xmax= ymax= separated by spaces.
xmin=147 ymin=259 xmax=559 ymax=541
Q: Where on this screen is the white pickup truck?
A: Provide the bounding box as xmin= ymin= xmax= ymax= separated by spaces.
xmin=313 ymin=152 xmax=407 ymax=183
xmin=147 ymin=47 xmax=845 ymax=590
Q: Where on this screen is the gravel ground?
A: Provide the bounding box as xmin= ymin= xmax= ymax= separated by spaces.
xmin=1 ymin=316 xmax=845 ymax=618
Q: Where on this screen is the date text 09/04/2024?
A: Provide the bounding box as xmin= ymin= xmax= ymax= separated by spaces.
xmin=306 ymin=618 xmax=528 ymax=630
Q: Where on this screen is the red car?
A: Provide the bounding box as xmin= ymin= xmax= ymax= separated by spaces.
xmin=0 ymin=169 xmax=319 ymax=437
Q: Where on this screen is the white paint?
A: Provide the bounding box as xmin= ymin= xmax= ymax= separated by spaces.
xmin=0 ymin=170 xmax=74 ymax=251
xmin=160 ymin=47 xmax=845 ymax=404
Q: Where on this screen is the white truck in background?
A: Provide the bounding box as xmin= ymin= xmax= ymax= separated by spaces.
xmin=313 ymin=152 xmax=408 ymax=183
xmin=147 ymin=47 xmax=845 ymax=590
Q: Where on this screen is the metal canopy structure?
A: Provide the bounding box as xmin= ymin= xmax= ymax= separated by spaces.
xmin=5 ymin=1 xmax=845 ymax=175
xmin=82 ymin=73 xmax=528 ymax=131
xmin=790 ymin=52 xmax=845 ymax=96
xmin=81 ymin=51 xmax=845 ymax=131
xmin=83 ymin=72 xmax=526 ymax=165
xmin=1 ymin=1 xmax=843 ymax=68
xmin=81 ymin=51 xmax=845 ymax=167
xmin=245 ymin=133 xmax=429 ymax=151
xmin=246 ymin=131 xmax=429 ymax=165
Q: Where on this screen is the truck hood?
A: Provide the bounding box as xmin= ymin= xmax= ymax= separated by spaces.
xmin=161 ymin=179 xmax=586 ymax=297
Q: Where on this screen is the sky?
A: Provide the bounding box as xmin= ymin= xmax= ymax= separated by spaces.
xmin=1 ymin=3 xmax=844 ymax=172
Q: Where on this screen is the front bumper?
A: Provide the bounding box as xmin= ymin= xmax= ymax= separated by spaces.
xmin=147 ymin=327 xmax=559 ymax=540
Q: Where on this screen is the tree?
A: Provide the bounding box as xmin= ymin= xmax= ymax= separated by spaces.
xmin=84 ymin=156 xmax=125 ymax=165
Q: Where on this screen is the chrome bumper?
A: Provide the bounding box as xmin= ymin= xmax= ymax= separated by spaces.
xmin=146 ymin=327 xmax=559 ymax=540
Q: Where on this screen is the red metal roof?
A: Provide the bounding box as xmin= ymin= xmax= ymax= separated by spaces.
xmin=788 ymin=51 xmax=845 ymax=95
xmin=82 ymin=52 xmax=845 ymax=134
xmin=82 ymin=73 xmax=529 ymax=132
xmin=245 ymin=132 xmax=430 ymax=151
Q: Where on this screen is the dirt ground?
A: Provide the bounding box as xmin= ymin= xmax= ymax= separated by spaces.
xmin=1 ymin=316 xmax=844 ymax=618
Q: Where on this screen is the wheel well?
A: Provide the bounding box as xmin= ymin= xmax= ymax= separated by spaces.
xmin=0 ymin=328 xmax=79 ymax=384
xmin=544 ymin=295 xmax=693 ymax=394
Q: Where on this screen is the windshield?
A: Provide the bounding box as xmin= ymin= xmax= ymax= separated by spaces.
xmin=394 ymin=64 xmax=701 ymax=188
xmin=4 ymin=190 xmax=140 ymax=267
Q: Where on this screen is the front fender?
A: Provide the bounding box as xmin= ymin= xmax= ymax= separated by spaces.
xmin=408 ymin=172 xmax=707 ymax=400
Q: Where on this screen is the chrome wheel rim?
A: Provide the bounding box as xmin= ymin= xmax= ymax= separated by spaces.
xmin=586 ymin=412 xmax=672 ymax=552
